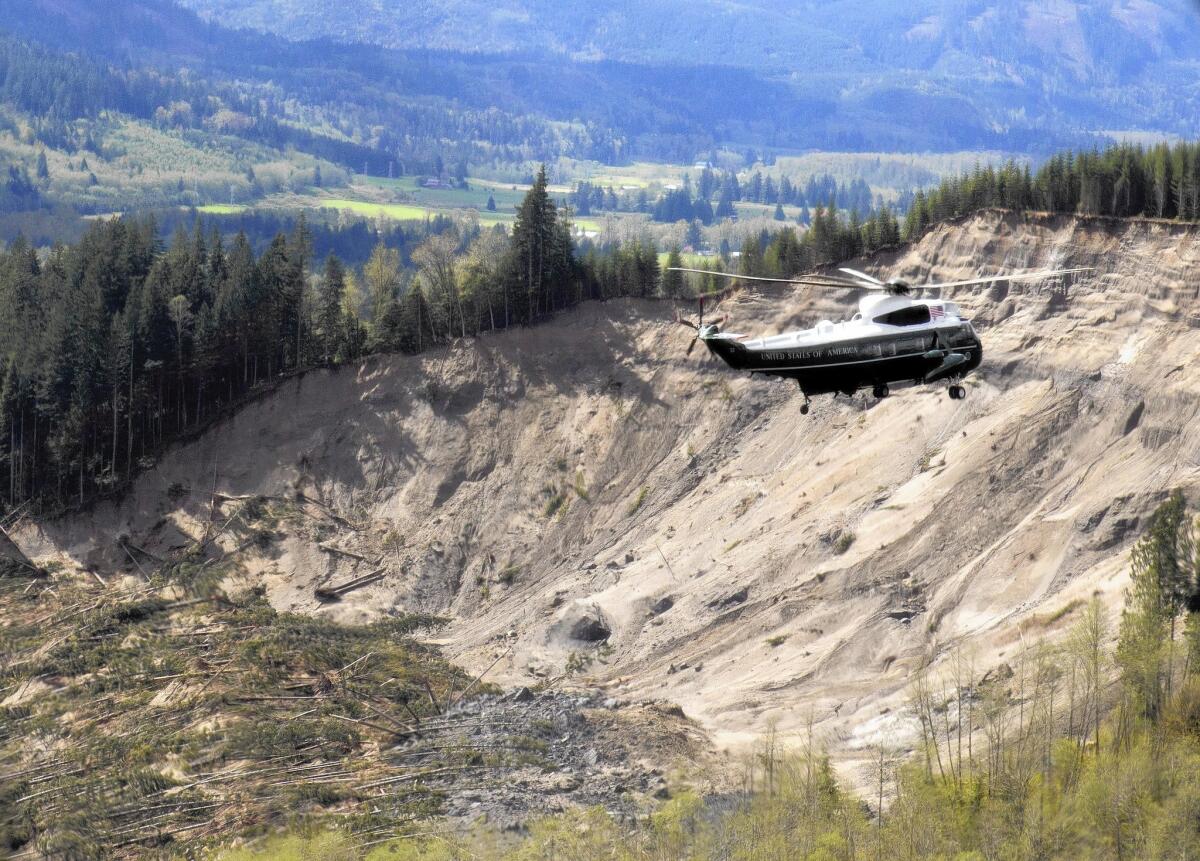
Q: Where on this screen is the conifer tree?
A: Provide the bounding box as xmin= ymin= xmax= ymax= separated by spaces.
xmin=317 ymin=254 xmax=346 ymax=362
xmin=363 ymin=241 xmax=402 ymax=330
xmin=1118 ymin=490 xmax=1197 ymax=722
xmin=507 ymin=165 xmax=574 ymax=321
xmin=715 ymin=188 xmax=736 ymax=219
xmin=662 ymin=247 xmax=685 ymax=298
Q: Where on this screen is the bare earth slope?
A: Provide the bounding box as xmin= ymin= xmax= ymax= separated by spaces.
xmin=15 ymin=211 xmax=1200 ymax=777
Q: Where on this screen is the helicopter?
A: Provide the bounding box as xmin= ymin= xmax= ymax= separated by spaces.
xmin=672 ymin=266 xmax=1091 ymax=414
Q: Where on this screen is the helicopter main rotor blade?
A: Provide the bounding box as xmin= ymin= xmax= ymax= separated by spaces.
xmin=666 ymin=268 xmax=881 ymax=291
xmin=686 ymin=336 xmax=699 ymax=356
xmin=922 ymin=267 xmax=1093 ymax=291
xmin=838 ymin=267 xmax=885 ymax=286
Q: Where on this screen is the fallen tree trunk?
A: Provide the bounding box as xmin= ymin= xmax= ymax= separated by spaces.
xmin=315 ymin=568 xmax=387 ymax=601
xmin=318 ymin=543 xmax=376 ymax=563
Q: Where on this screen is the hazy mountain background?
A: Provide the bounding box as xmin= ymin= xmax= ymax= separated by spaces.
xmin=6 ymin=0 xmax=1200 ymax=160
xmin=172 ymin=0 xmax=1200 ymax=150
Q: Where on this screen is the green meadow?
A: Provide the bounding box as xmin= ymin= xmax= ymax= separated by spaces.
xmin=196 ymin=203 xmax=249 ymax=215
xmin=363 ymin=175 xmax=526 ymax=212
xmin=311 ymin=194 xmax=604 ymax=232
xmin=318 ymin=198 xmax=439 ymax=221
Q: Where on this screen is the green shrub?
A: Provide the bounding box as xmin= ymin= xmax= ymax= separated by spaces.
xmin=627 ymin=486 xmax=649 ymax=516
xmin=498 ymin=564 xmax=520 ymax=586
xmin=544 ymin=490 xmax=568 ymax=518
xmin=573 ymin=471 xmax=590 ymax=501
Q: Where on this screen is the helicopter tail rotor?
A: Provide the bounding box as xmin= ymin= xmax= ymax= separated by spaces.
xmin=678 ymin=296 xmax=728 ymax=357
xmin=676 ymin=312 xmax=699 ymax=331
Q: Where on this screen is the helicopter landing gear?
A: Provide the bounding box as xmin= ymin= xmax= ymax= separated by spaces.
xmin=948 ymin=384 xmax=966 ymax=400
xmin=872 ymin=383 xmax=890 ymax=399
xmin=796 ymin=382 xmax=812 ymax=415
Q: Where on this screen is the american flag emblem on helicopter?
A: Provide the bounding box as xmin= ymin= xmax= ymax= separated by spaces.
xmin=929 ymin=304 xmax=945 ymax=320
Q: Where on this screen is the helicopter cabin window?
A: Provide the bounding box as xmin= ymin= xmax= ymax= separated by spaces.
xmin=874 ymin=305 xmax=931 ymax=327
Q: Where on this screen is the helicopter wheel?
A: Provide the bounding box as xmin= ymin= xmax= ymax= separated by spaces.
xmin=800 ymin=402 xmax=810 ymax=415
xmin=948 ymin=384 xmax=965 ymax=400
xmin=872 ymin=384 xmax=889 ymax=399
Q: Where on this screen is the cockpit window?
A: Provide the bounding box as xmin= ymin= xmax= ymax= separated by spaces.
xmin=874 ymin=305 xmax=931 ymax=326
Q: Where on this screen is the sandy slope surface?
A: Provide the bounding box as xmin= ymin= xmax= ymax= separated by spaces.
xmin=16 ymin=210 xmax=1200 ymax=782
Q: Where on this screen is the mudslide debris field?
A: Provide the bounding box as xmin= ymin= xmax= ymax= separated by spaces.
xmin=16 ymin=211 xmax=1200 ymax=778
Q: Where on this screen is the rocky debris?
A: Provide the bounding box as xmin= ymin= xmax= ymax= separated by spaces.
xmin=1076 ymin=492 xmax=1161 ymax=551
xmin=1122 ymin=401 xmax=1145 ymax=435
xmin=649 ymin=595 xmax=675 ymax=615
xmin=707 ymin=586 xmax=748 ymax=611
xmin=570 ymin=612 xmax=612 ymax=643
xmin=396 ymin=688 xmax=709 ymax=830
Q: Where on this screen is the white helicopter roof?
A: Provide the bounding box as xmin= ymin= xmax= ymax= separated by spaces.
xmin=857 ymin=292 xmax=911 ymax=318
xmin=727 ymin=297 xmax=965 ymax=351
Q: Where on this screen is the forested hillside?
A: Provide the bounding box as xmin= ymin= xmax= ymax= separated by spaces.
xmin=0 ymin=169 xmax=651 ymax=509
xmin=903 ymin=143 xmax=1200 ymax=235
xmin=0 ymin=0 xmax=828 ymax=165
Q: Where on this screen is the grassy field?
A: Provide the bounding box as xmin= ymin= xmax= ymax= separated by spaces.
xmin=319 ymin=197 xmax=442 ymax=221
xmin=735 ymin=201 xmax=805 ymax=222
xmin=196 ymin=203 xmax=249 ymax=215
xmin=551 ymin=159 xmax=692 ymax=189
xmin=655 ymin=251 xmax=723 ymax=267
xmin=305 ymin=193 xmax=605 ymax=232
xmin=364 ymin=175 xmax=526 ymax=213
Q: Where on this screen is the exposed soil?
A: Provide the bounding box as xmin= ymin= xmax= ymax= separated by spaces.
xmin=13 ymin=210 xmax=1200 ymax=792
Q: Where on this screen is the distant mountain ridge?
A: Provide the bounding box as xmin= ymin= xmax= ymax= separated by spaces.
xmin=172 ymin=0 xmax=1200 ymax=148
xmin=4 ymin=0 xmax=1199 ymax=157
xmin=172 ymin=0 xmax=1199 ymax=73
